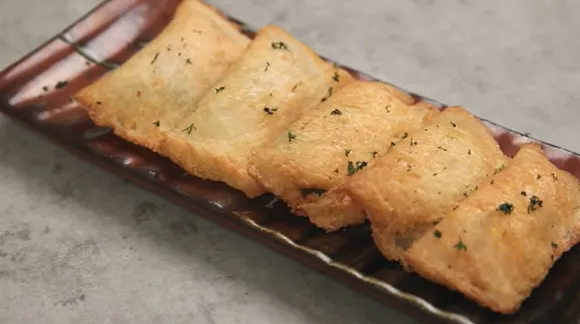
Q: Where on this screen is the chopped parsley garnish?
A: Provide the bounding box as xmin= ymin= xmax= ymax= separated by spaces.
xmin=450 ymin=121 xmax=457 ymax=127
xmin=537 ymin=174 xmax=542 ymax=179
xmin=433 ymin=173 xmax=438 ymax=176
xmin=55 ymin=81 xmax=69 ymax=89
xmin=347 ymin=161 xmax=368 ymax=176
xmin=182 ymin=123 xmax=196 ymax=135
xmin=151 ymin=52 xmax=159 ymax=64
xmin=521 ymin=191 xmax=527 ymax=196
xmin=410 ymin=138 xmax=418 ymax=146
xmin=498 ymin=202 xmax=514 ymax=214
xmin=42 ymin=86 xmax=49 ymax=92
xmin=334 ymin=168 xmax=339 ymax=174
xmin=433 ymin=230 xmax=442 ymax=238
xmin=468 ymin=149 xmax=471 ymax=155
xmin=385 ymin=105 xmax=391 ymax=113
xmin=527 ymin=195 xmax=543 ymax=214
xmin=263 ymin=107 xmax=278 ymax=115
xmin=264 ymin=61 xmax=270 ymax=72
xmin=551 ymin=242 xmax=558 ymax=249
xmin=152 ymin=121 xmax=160 ymax=127
xmin=437 ymin=146 xmax=447 ymax=151
xmin=186 ymin=58 xmax=192 ymax=64
xmin=344 ymin=149 xmax=352 ymax=157
xmin=331 ymin=109 xmax=342 ymax=115
xmin=401 ymin=132 xmax=408 ymax=139
xmin=454 ymin=239 xmax=467 ymax=252
xmin=215 ymin=86 xmax=225 ymax=93
xmin=551 ymin=173 xmax=558 ymax=181
xmin=271 ymin=41 xmax=289 ymax=50
xmin=321 ymin=87 xmax=333 ymax=102
xmin=371 ymin=151 xmax=379 ymax=158
xmin=292 ymin=83 xmax=299 ymax=92
xmin=332 ymin=71 xmax=340 ymax=82
xmin=288 ymin=130 xmax=297 ymax=142
xmin=390 ymin=141 xmax=396 ymax=148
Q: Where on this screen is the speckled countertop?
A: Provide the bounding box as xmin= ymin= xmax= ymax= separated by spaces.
xmin=1 ymin=1 xmax=579 ymax=323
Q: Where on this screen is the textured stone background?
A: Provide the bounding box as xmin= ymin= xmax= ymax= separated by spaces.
xmin=1 ymin=0 xmax=579 ymax=323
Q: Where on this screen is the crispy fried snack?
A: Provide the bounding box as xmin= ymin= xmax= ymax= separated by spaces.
xmin=75 ymin=0 xmax=250 ymax=152
xmin=404 ymin=143 xmax=580 ymax=314
xmin=160 ymin=25 xmax=353 ymax=197
xmin=249 ymin=81 xmax=438 ymax=230
xmin=346 ymin=106 xmax=508 ymax=261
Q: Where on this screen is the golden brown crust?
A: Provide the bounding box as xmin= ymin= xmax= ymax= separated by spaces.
xmin=159 ymin=25 xmax=354 ymax=197
xmin=403 ymin=143 xmax=580 ymax=314
xmin=345 ymin=106 xmax=509 ymax=260
xmin=248 ymin=80 xmax=438 ymax=229
xmin=74 ymin=0 xmax=250 ymax=153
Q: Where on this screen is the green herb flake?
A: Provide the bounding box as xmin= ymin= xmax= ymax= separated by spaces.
xmin=390 ymin=141 xmax=396 ymax=148
xmin=401 ymin=132 xmax=408 ymax=139
xmin=186 ymin=58 xmax=192 ymax=64
xmin=215 ymin=86 xmax=225 ymax=93
xmin=537 ymin=174 xmax=542 ymax=180
xmin=527 ymin=195 xmax=543 ymax=214
xmin=42 ymin=86 xmax=49 ymax=92
xmin=371 ymin=151 xmax=379 ymax=158
xmin=450 ymin=121 xmax=457 ymax=127
xmin=498 ymin=202 xmax=514 ymax=215
xmin=55 ymin=81 xmax=69 ymax=89
xmin=152 ymin=120 xmax=160 ymax=127
xmin=344 ymin=149 xmax=352 ymax=157
xmin=271 ymin=41 xmax=289 ymax=50
xmin=521 ymin=191 xmax=527 ymax=196
xmin=433 ymin=230 xmax=442 ymax=239
xmin=182 ymin=123 xmax=196 ymax=135
xmin=410 ymin=138 xmax=418 ymax=146
xmin=330 ymin=109 xmax=342 ymax=115
xmin=292 ymin=83 xmax=300 ymax=92
xmin=264 ymin=61 xmax=271 ymax=72
xmin=321 ymin=87 xmax=333 ymax=102
xmin=437 ymin=146 xmax=447 ymax=152
xmin=288 ymin=130 xmax=297 ymax=142
xmin=385 ymin=105 xmax=391 ymax=113
xmin=263 ymin=107 xmax=278 ymax=115
xmin=454 ymin=239 xmax=467 ymax=252
xmin=332 ymin=71 xmax=340 ymax=82
xmin=151 ymin=52 xmax=159 ymax=64
xmin=551 ymin=241 xmax=558 ymax=249
xmin=551 ymin=173 xmax=558 ymax=181
xmin=468 ymin=149 xmax=471 ymax=155
xmin=347 ymin=161 xmax=368 ymax=176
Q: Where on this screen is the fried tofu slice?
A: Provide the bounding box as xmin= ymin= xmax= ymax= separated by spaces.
xmin=403 ymin=143 xmax=580 ymax=314
xmin=346 ymin=106 xmax=508 ymax=261
xmin=74 ymin=0 xmax=250 ymax=152
xmin=248 ymin=81 xmax=438 ymax=230
xmin=159 ymin=25 xmax=354 ymax=197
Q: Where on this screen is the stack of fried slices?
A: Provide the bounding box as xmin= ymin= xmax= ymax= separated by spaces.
xmin=74 ymin=0 xmax=580 ymax=315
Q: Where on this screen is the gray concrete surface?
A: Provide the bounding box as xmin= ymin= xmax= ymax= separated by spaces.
xmin=1 ymin=0 xmax=579 ymax=323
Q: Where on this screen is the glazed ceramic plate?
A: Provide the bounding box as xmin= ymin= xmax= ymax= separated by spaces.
xmin=0 ymin=1 xmax=579 ymax=323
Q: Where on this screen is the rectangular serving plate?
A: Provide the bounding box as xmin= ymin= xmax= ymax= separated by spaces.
xmin=0 ymin=1 xmax=579 ymax=323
